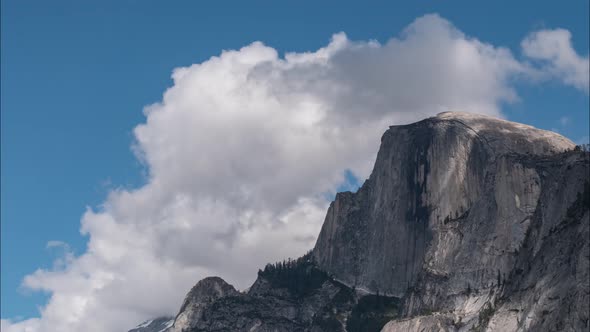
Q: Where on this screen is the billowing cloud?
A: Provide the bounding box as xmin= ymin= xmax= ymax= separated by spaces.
xmin=522 ymin=28 xmax=590 ymax=93
xmin=3 ymin=14 xmax=587 ymax=332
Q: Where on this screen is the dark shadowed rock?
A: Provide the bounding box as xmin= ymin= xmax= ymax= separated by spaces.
xmin=187 ymin=256 xmax=359 ymax=332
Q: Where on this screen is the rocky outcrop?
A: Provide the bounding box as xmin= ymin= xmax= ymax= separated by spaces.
xmin=184 ymin=256 xmax=362 ymax=331
xmin=168 ymin=277 xmax=239 ymax=332
xmin=381 ymin=313 xmax=460 ymax=332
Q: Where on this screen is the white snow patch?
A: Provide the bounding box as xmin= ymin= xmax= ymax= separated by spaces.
xmin=135 ymin=319 xmax=153 ymax=329
xmin=158 ymin=319 xmax=174 ymax=332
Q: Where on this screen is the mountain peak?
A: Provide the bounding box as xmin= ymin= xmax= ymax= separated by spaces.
xmin=168 ymin=276 xmax=238 ymax=332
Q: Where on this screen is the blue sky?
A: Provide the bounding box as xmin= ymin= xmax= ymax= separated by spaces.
xmin=1 ymin=0 xmax=588 ymax=329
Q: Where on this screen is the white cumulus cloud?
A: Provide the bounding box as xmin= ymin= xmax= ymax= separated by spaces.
xmin=3 ymin=14 xmax=588 ymax=332
xmin=522 ymin=28 xmax=590 ymax=93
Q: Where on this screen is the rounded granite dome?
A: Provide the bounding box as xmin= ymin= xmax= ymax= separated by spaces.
xmin=430 ymin=111 xmax=575 ymax=155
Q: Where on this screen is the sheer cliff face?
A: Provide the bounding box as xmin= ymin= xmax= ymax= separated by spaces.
xmin=313 ymin=112 xmax=588 ymax=329
xmin=313 ymin=112 xmax=574 ymax=296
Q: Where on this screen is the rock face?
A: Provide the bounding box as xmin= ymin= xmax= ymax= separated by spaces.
xmin=313 ymin=112 xmax=589 ymax=331
xmin=168 ymin=277 xmax=239 ymax=332
xmin=130 ymin=112 xmax=589 ymax=332
xmin=313 ymin=111 xmax=574 ymax=296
